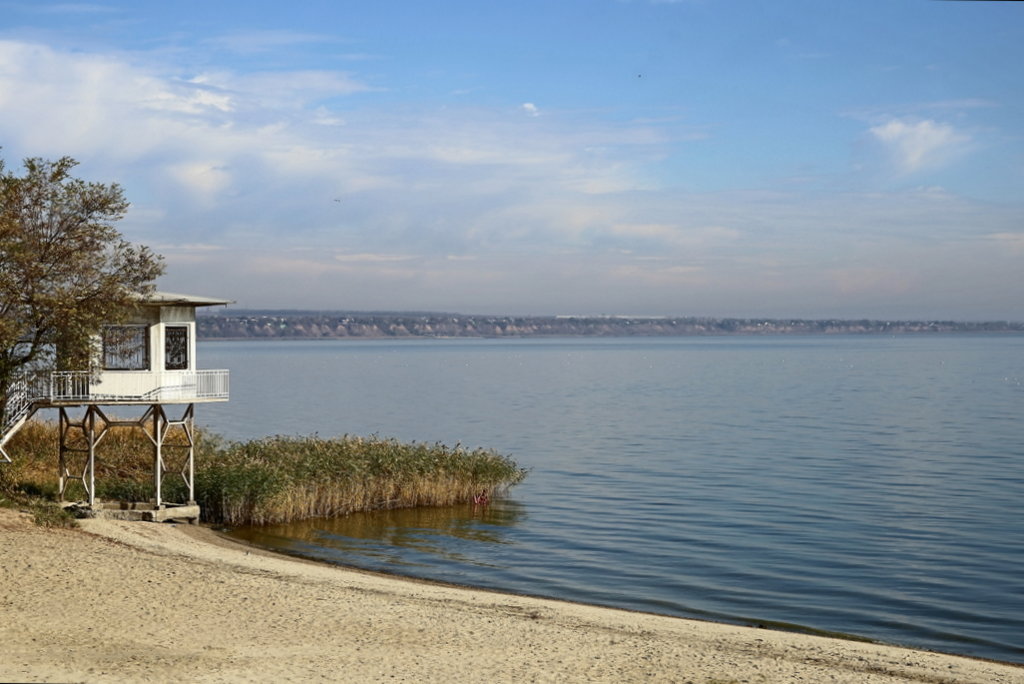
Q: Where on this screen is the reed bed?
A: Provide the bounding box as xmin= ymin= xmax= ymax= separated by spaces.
xmin=200 ymin=435 xmax=527 ymax=525
xmin=0 ymin=420 xmax=527 ymax=526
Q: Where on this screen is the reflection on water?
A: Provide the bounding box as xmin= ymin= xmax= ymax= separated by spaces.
xmin=229 ymin=498 xmax=527 ymax=572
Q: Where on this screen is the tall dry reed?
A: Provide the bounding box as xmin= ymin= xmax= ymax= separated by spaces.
xmin=1 ymin=421 xmax=527 ymax=526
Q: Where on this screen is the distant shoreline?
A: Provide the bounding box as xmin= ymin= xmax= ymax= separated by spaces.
xmin=197 ymin=311 xmax=1024 ymax=340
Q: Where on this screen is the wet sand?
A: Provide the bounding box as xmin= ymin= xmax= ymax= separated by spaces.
xmin=1 ymin=508 xmax=1021 ymax=683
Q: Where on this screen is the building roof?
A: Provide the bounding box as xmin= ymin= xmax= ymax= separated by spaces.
xmin=142 ymin=291 xmax=233 ymax=307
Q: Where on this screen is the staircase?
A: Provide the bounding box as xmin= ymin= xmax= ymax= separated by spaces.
xmin=1 ymin=373 xmax=36 ymax=464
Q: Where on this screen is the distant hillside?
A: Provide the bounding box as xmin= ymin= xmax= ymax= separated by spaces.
xmin=196 ymin=312 xmax=1024 ymax=340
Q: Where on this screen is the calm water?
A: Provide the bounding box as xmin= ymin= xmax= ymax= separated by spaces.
xmin=198 ymin=335 xmax=1024 ymax=663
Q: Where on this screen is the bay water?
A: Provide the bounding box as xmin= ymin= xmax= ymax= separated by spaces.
xmin=198 ymin=335 xmax=1024 ymax=663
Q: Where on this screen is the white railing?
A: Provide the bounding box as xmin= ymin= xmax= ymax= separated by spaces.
xmin=46 ymin=369 xmax=229 ymax=403
xmin=48 ymin=371 xmax=91 ymax=402
xmin=192 ymin=369 xmax=231 ymax=400
xmin=2 ymin=374 xmax=31 ymax=430
xmin=1 ymin=373 xmax=34 ymax=458
xmin=3 ymin=368 xmax=227 ymax=464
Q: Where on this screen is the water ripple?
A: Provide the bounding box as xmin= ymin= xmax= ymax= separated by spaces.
xmin=215 ymin=335 xmax=1024 ymax=663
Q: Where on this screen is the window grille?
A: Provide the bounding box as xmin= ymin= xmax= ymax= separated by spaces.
xmin=165 ymin=326 xmax=189 ymax=370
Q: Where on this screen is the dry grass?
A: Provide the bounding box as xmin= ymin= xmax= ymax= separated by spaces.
xmin=198 ymin=434 xmax=527 ymax=525
xmin=1 ymin=420 xmax=527 ymax=526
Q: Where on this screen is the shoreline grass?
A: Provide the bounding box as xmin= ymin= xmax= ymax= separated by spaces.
xmin=0 ymin=420 xmax=527 ymax=526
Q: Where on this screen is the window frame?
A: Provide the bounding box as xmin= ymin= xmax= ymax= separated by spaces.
xmin=102 ymin=325 xmax=151 ymax=371
xmin=164 ymin=325 xmax=190 ymax=371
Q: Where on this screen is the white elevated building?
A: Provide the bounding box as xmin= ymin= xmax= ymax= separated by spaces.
xmin=48 ymin=292 xmax=230 ymax=404
xmin=0 ymin=292 xmax=230 ymax=520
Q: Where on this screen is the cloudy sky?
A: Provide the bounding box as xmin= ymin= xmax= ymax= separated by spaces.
xmin=1 ymin=0 xmax=1022 ymax=318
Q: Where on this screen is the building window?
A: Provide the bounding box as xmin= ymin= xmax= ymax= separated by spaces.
xmin=103 ymin=326 xmax=149 ymax=370
xmin=165 ymin=326 xmax=189 ymax=370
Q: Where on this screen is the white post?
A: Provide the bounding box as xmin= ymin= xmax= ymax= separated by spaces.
xmin=86 ymin=406 xmax=97 ymax=507
xmin=58 ymin=408 xmax=68 ymax=502
xmin=186 ymin=404 xmax=196 ymax=505
xmin=153 ymin=404 xmax=164 ymax=508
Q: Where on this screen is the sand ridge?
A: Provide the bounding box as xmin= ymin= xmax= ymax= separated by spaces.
xmin=1 ymin=508 xmax=1021 ymax=683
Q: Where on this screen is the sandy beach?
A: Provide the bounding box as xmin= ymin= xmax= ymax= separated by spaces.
xmin=1 ymin=508 xmax=1021 ymax=683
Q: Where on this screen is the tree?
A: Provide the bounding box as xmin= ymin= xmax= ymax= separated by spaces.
xmin=0 ymin=155 xmax=164 ymax=424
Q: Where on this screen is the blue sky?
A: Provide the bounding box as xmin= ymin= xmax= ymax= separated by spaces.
xmin=1 ymin=0 xmax=1022 ymax=318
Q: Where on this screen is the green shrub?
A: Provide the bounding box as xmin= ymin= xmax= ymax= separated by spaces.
xmin=31 ymin=503 xmax=79 ymax=528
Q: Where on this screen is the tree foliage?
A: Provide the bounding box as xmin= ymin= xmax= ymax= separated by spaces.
xmin=0 ymin=155 xmax=164 ymax=414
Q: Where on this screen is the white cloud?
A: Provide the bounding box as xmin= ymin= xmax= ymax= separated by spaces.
xmin=0 ymin=39 xmax=687 ymax=243
xmin=987 ymin=232 xmax=1024 ymax=253
xmin=157 ymin=243 xmax=226 ymax=252
xmin=0 ymin=39 xmax=382 ymax=216
xmin=608 ymin=223 xmax=678 ymax=240
xmin=334 ymin=252 xmax=417 ymax=263
xmin=188 ymin=69 xmax=372 ymax=109
xmin=521 ymin=102 xmax=540 ymax=117
xmin=311 ymin=107 xmax=346 ymax=126
xmin=924 ymin=98 xmax=996 ymax=111
xmin=611 ymin=263 xmax=706 ymax=286
xmin=606 ymin=223 xmax=741 ymax=248
xmin=1 ymin=37 xmax=1021 ymax=318
xmin=207 ymin=30 xmax=338 ymax=55
xmin=142 ymin=81 xmax=235 ymax=114
xmin=830 ymin=267 xmax=916 ymax=296
xmin=166 ymin=162 xmax=233 ymax=206
xmin=26 ymin=3 xmax=117 ymax=14
xmin=869 ymin=118 xmax=970 ymax=174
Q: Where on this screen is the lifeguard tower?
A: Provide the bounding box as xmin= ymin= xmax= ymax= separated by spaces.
xmin=0 ymin=292 xmax=230 ymax=521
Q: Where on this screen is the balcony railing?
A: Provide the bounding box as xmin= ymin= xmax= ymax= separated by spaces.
xmin=45 ymin=369 xmax=230 ymax=403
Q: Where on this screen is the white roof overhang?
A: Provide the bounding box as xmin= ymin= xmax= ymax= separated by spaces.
xmin=140 ymin=291 xmax=233 ymax=307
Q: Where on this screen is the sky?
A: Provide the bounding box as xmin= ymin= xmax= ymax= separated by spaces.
xmin=1 ymin=0 xmax=1022 ymax=319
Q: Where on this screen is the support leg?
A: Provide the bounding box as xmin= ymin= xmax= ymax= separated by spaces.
xmin=185 ymin=404 xmax=195 ymax=505
xmin=58 ymin=407 xmax=68 ymax=502
xmin=152 ymin=404 xmax=165 ymax=509
xmin=86 ymin=406 xmax=97 ymax=507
